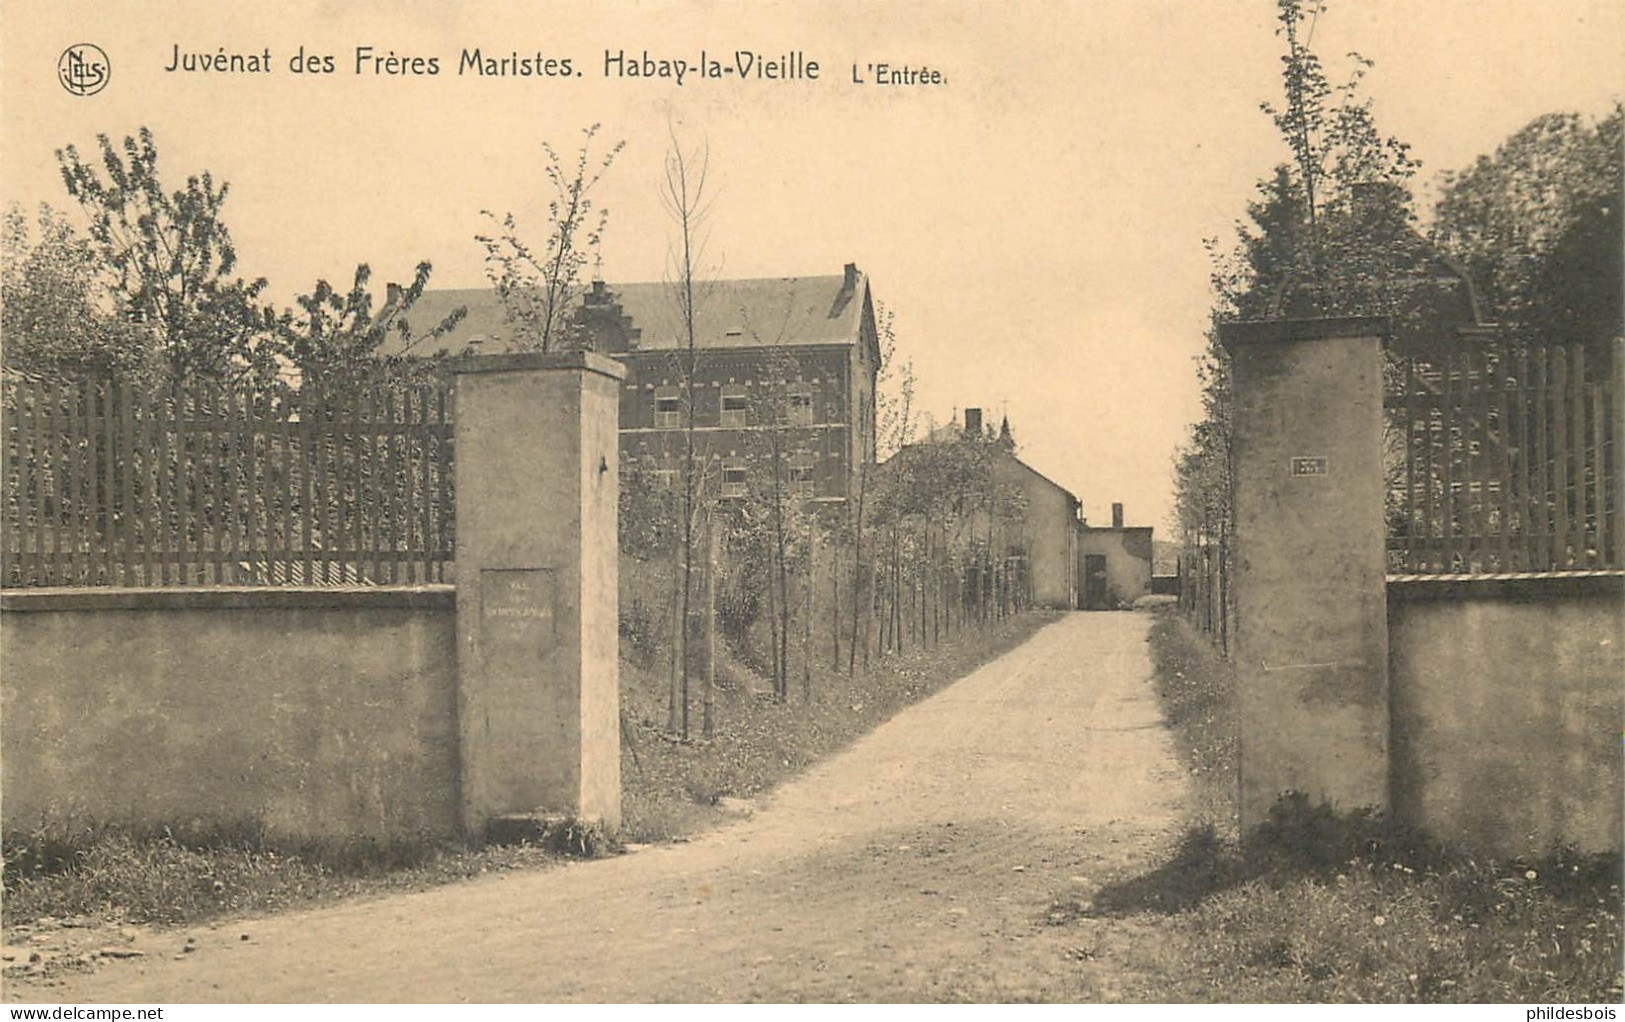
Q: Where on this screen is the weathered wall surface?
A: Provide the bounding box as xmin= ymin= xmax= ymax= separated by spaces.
xmin=577 ymin=353 xmax=624 ymax=829
xmin=1389 ymin=579 xmax=1624 ymax=856
xmin=5 ymin=354 xmax=626 ymax=846
xmin=453 ymin=352 xmax=623 ymax=837
xmin=1026 ymin=480 xmax=1078 ymax=610
xmin=1 ymin=587 xmax=459 ymax=843
xmin=1218 ymin=317 xmax=1620 ymax=856
xmin=993 ymin=457 xmax=1077 ymax=609
xmin=1221 ymin=320 xmax=1391 ymax=831
xmin=1076 ymin=527 xmax=1153 ymax=607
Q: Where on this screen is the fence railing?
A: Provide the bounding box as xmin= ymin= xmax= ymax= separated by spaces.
xmin=1385 ymin=336 xmax=1621 ymax=575
xmin=2 ymin=375 xmax=455 ymax=587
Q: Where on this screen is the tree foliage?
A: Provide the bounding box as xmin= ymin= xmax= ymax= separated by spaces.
xmin=476 ymin=124 xmax=624 ymax=353
xmin=1 ymin=203 xmax=157 ymax=382
xmin=1432 ymin=105 xmax=1623 ymax=346
xmin=44 ymin=126 xmax=464 ymax=394
xmin=1175 ymin=0 xmax=1434 ymax=646
xmin=869 ymin=421 xmax=1033 ymax=644
xmin=1221 ymin=0 xmax=1428 ymax=321
xmin=871 ymin=301 xmax=916 ymax=462
xmin=1177 ymin=1 xmax=1620 ymax=645
xmin=55 ymin=128 xmax=276 ymax=386
xmin=274 ymin=261 xmax=466 ymax=387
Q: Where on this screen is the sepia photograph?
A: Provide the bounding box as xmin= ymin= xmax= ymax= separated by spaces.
xmin=1 ymin=0 xmax=1621 ymax=1007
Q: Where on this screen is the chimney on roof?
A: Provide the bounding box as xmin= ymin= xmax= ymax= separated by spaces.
xmin=1111 ymin=503 xmax=1124 ymax=529
xmin=385 ymin=282 xmax=402 ymax=310
xmin=843 ymin=262 xmax=858 ymax=293
xmin=964 ymin=407 xmax=982 ymax=438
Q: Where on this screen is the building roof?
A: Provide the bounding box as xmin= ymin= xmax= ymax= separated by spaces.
xmin=999 ymin=451 xmax=1081 ymax=512
xmin=887 ymin=425 xmax=1081 ymax=514
xmin=388 ymin=268 xmax=872 ymax=358
xmin=918 ymin=420 xmax=965 ymax=445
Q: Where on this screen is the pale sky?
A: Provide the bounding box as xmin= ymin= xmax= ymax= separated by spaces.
xmin=4 ymin=0 xmax=1622 ymax=533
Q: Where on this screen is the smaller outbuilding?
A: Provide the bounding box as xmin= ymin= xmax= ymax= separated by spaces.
xmin=1075 ymin=502 xmax=1153 ymax=610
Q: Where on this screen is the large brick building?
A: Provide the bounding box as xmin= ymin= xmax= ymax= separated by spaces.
xmin=404 ymin=264 xmax=880 ymax=503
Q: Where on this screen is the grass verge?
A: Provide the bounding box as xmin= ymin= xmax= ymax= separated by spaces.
xmin=1145 ymin=608 xmax=1238 ymax=840
xmin=1118 ymin=606 xmax=1623 ymax=1003
xmin=2 ymin=826 xmax=565 ymax=935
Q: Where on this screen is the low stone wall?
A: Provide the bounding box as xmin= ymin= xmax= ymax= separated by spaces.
xmin=1388 ymin=575 xmax=1624 ymax=857
xmin=1 ymin=586 xmax=460 ymax=845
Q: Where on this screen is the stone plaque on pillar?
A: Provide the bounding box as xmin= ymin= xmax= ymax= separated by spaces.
xmin=479 ymin=569 xmax=558 ymax=667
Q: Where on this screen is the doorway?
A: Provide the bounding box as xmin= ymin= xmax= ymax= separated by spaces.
xmin=1083 ymin=555 xmax=1108 ymax=610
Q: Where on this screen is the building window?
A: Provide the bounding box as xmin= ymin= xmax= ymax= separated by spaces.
xmin=788 ymin=455 xmax=815 ymax=497
xmin=653 ymin=468 xmax=679 ymax=490
xmin=721 ymin=459 xmax=748 ymax=499
xmin=720 ymin=387 xmax=749 ymax=427
xmin=787 ymin=388 xmax=813 ymax=426
xmin=654 ymin=387 xmax=681 ymax=429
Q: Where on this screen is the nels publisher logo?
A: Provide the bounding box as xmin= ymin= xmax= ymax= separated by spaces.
xmin=58 ymin=43 xmax=110 ymax=96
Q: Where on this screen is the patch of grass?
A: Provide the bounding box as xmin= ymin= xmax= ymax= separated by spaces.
xmin=1 ymin=821 xmax=577 ymax=933
xmin=1157 ymin=836 xmax=1623 ymax=1002
xmin=1116 ymin=607 xmax=1625 ymax=1003
xmin=485 ymin=815 xmax=623 ymax=858
xmin=1146 ymin=608 xmax=1238 ymax=839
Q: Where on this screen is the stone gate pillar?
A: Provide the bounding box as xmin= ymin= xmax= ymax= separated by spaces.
xmin=452 ymin=351 xmax=624 ymax=840
xmin=1218 ymin=317 xmax=1390 ymax=833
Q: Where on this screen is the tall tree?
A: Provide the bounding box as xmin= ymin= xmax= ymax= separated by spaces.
xmin=1432 ymin=105 xmax=1623 ymax=347
xmin=55 ymin=127 xmax=276 ymax=386
xmin=1177 ymin=0 xmax=1427 ymax=646
xmin=660 ymin=129 xmax=714 ymax=739
xmin=1237 ymin=0 xmax=1427 ymax=318
xmin=476 ymin=124 xmax=624 ymax=353
xmin=851 ymin=303 xmax=911 ymax=672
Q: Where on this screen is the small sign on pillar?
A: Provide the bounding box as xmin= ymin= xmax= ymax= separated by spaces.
xmin=479 ymin=568 xmax=559 ymax=668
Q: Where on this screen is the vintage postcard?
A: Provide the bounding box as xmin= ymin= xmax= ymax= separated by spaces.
xmin=2 ymin=0 xmax=1621 ymax=1008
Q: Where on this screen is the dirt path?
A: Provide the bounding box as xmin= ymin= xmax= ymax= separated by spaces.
xmin=21 ymin=612 xmax=1190 ymax=1003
